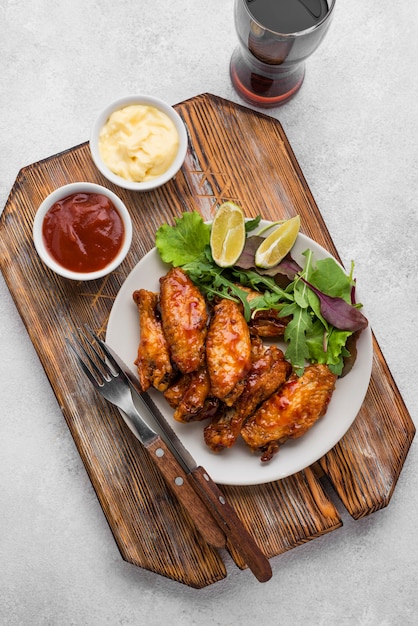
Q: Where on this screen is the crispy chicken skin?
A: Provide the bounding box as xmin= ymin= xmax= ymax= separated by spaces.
xmin=234 ymin=285 xmax=291 ymax=338
xmin=241 ymin=364 xmax=337 ymax=462
xmin=172 ymin=366 xmax=216 ymax=423
xmin=159 ymin=267 xmax=208 ymax=374
xmin=163 ymin=375 xmax=191 ymax=408
xmin=133 ymin=289 xmax=173 ymax=392
xmin=204 ymin=341 xmax=291 ymax=452
xmin=249 ymin=310 xmax=291 ymax=338
xmin=164 ymin=367 xmax=219 ymax=423
xmin=205 ymin=299 xmax=252 ymax=406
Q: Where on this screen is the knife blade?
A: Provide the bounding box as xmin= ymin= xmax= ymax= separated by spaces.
xmin=92 ymin=329 xmax=272 ymax=582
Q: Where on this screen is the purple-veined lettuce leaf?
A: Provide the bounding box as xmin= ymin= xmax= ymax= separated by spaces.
xmin=235 ymin=236 xmax=263 ymax=269
xmin=301 ymin=277 xmax=368 ymax=332
xmin=237 ymin=236 xmax=302 ymax=279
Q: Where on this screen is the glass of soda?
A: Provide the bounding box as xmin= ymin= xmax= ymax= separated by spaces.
xmin=230 ymin=0 xmax=337 ymax=107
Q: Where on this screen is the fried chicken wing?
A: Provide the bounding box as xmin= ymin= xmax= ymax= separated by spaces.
xmin=204 ymin=341 xmax=291 ymax=452
xmin=232 ymin=285 xmax=291 ymax=337
xmin=159 ymin=267 xmax=208 ymax=374
xmin=241 ymin=364 xmax=337 ymax=462
xmin=205 ymin=299 xmax=252 ymax=406
xmin=163 ymin=374 xmax=191 ymax=408
xmin=170 ymin=366 xmax=218 ymax=423
xmin=133 ymin=289 xmax=173 ymax=392
xmin=249 ymin=310 xmax=292 ymax=338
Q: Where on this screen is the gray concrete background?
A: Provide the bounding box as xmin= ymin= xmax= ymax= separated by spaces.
xmin=1 ymin=1 xmax=417 ymax=624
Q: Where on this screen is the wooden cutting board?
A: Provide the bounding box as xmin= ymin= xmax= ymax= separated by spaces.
xmin=1 ymin=93 xmax=415 ymax=588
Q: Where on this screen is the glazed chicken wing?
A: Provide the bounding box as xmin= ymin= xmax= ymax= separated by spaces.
xmin=163 ymin=374 xmax=191 ymax=408
xmin=241 ymin=364 xmax=337 ymax=462
xmin=159 ymin=267 xmax=208 ymax=374
xmin=205 ymin=299 xmax=252 ymax=406
xmin=234 ymin=285 xmax=291 ymax=337
xmin=133 ymin=289 xmax=173 ymax=392
xmin=204 ymin=341 xmax=291 ymax=452
xmin=249 ymin=309 xmax=291 ymax=338
xmin=164 ymin=365 xmax=218 ymax=423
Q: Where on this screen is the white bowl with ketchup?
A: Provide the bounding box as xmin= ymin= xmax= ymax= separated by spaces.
xmin=33 ymin=182 xmax=133 ymax=281
xmin=89 ymin=95 xmax=188 ymax=191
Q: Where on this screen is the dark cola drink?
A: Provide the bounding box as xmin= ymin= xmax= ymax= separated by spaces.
xmin=246 ymin=0 xmax=329 ymax=35
xmin=230 ymin=0 xmax=335 ymax=107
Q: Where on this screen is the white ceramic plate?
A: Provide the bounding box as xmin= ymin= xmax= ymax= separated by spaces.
xmin=106 ymin=223 xmax=373 ymax=486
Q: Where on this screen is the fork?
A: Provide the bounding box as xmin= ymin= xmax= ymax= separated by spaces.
xmin=67 ymin=327 xmax=272 ymax=582
xmin=67 ymin=328 xmax=226 ymax=550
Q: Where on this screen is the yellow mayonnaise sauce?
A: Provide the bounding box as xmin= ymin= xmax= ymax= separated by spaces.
xmin=98 ymin=104 xmax=179 ymax=182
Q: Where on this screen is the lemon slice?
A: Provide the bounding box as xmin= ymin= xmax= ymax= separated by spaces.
xmin=255 ymin=215 xmax=300 ymax=268
xmin=210 ymin=202 xmax=246 ymax=267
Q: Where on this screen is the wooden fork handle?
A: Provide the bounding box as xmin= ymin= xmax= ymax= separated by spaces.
xmin=146 ymin=437 xmax=272 ymax=582
xmin=145 ymin=436 xmax=226 ymax=549
xmin=188 ymin=466 xmax=272 ymax=583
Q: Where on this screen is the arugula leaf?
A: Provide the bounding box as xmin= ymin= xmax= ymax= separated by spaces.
xmin=283 ymin=303 xmax=313 ymax=375
xmin=293 ymin=277 xmax=310 ymax=308
xmin=155 ymin=212 xmax=210 ymax=266
xmin=233 ymin=267 xmax=293 ymax=302
xmin=182 ymin=249 xmax=253 ymax=319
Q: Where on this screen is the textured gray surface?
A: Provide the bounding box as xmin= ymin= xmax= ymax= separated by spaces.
xmin=1 ymin=1 xmax=417 ymax=624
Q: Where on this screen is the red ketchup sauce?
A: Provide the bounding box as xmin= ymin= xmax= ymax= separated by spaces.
xmin=42 ymin=192 xmax=125 ymax=273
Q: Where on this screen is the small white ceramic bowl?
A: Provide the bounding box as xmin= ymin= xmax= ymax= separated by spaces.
xmin=33 ymin=182 xmax=133 ymax=281
xmin=89 ymin=95 xmax=188 ymax=192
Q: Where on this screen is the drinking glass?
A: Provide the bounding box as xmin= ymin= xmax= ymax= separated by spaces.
xmin=230 ymin=0 xmax=337 ymax=107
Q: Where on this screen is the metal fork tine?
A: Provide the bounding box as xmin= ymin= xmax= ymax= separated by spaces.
xmin=77 ymin=328 xmax=118 ymax=382
xmin=66 ymin=337 xmax=103 ymax=388
xmin=83 ymin=324 xmax=121 ymax=375
xmin=69 ymin=331 xmax=114 ymax=384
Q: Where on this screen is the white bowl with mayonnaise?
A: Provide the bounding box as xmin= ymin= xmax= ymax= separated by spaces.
xmin=89 ymin=95 xmax=188 ymax=192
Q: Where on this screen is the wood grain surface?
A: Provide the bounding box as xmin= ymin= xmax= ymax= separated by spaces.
xmin=0 ymin=94 xmax=414 ymax=587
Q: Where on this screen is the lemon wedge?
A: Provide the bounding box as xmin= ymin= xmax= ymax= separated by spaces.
xmin=255 ymin=215 xmax=300 ymax=268
xmin=210 ymin=202 xmax=246 ymax=267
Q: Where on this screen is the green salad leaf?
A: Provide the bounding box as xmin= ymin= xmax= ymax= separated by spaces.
xmin=283 ymin=303 xmax=313 ymax=372
xmin=309 ymin=257 xmax=354 ymax=302
xmin=155 ymin=212 xmax=210 ymax=266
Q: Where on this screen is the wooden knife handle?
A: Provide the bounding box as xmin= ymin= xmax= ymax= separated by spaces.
xmin=146 ymin=436 xmax=226 ymax=549
xmin=188 ymin=466 xmax=272 ymax=582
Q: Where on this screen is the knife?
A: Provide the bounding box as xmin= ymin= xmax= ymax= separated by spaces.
xmin=87 ymin=326 xmax=272 ymax=582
